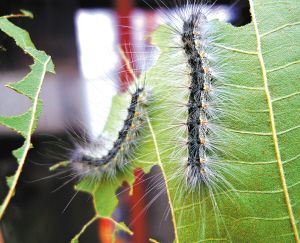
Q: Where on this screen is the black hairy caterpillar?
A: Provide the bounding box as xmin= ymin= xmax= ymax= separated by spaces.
xmin=71 ymin=84 xmax=151 ymax=180
xmin=182 ymin=12 xmax=214 ymax=186
xmin=147 ymin=1 xmax=238 ymax=194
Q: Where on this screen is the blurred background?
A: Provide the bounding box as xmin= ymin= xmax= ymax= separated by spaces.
xmin=0 ymin=0 xmax=250 ymax=242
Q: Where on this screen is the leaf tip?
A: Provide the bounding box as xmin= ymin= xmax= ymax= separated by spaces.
xmin=20 ymin=9 xmax=34 ymax=19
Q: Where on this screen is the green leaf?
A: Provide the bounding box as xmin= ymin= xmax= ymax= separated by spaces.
xmin=145 ymin=0 xmax=300 ymax=242
xmin=0 ymin=16 xmax=54 ymax=219
xmin=72 ymin=0 xmax=300 ymax=241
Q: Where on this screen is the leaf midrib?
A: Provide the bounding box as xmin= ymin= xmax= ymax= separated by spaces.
xmin=0 ymin=57 xmax=50 ymax=220
xmin=249 ymin=0 xmax=299 ymax=241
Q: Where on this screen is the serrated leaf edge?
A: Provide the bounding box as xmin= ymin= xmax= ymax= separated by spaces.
xmin=0 ymin=56 xmax=51 ymax=220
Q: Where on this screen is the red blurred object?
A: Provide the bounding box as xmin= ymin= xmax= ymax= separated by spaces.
xmin=98 ymin=219 xmax=115 ymax=243
xmin=115 ymin=0 xmax=149 ymax=241
xmin=97 ymin=169 xmax=148 ymax=243
xmin=116 ymin=0 xmax=135 ymax=91
xmin=98 ymin=1 xmax=149 ymax=242
xmin=130 ymin=169 xmax=148 ymax=243
xmin=97 ymin=1 xmax=159 ymax=242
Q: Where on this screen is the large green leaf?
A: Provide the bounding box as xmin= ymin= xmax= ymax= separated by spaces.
xmin=146 ymin=0 xmax=299 ymax=241
xmin=73 ymin=0 xmax=300 ymax=241
xmin=0 ymin=14 xmax=55 ymax=220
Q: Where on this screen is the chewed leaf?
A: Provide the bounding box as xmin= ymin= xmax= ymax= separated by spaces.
xmin=72 ymin=91 xmax=156 ymax=240
xmin=0 ymin=15 xmax=54 ymax=219
xmin=75 ymin=173 xmax=135 ymax=218
xmin=0 ymin=104 xmax=42 ymax=137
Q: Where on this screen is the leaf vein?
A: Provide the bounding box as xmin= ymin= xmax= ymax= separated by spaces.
xmin=261 ymin=22 xmax=300 ymax=37
xmin=272 ymin=91 xmax=300 ymax=102
xmin=277 ymin=125 xmax=300 ymax=136
xmin=267 ymin=60 xmax=300 ymax=73
xmin=211 ymin=43 xmax=257 ymax=55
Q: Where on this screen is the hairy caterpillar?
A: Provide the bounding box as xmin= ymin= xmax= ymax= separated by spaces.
xmin=140 ymin=2 xmax=243 ymax=239
xmin=146 ymin=1 xmax=238 ymax=194
xmin=70 ymin=81 xmax=152 ymax=181
xmin=68 ymin=0 xmax=238 ymax=192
